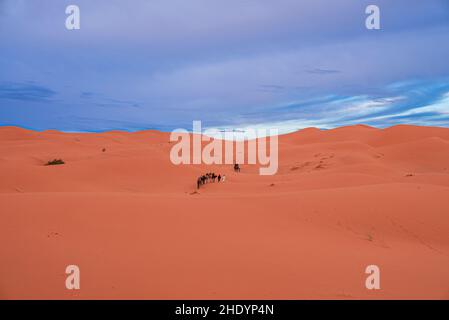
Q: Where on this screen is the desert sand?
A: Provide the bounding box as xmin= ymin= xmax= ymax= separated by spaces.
xmin=1 ymin=124 xmax=449 ymax=299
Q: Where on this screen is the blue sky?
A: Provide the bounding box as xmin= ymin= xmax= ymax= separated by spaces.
xmin=1 ymin=0 xmax=449 ymax=133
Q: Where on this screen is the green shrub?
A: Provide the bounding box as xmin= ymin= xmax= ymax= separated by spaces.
xmin=46 ymin=159 xmax=65 ymax=166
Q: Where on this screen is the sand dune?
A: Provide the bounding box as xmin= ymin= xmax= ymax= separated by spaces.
xmin=1 ymin=125 xmax=449 ymax=299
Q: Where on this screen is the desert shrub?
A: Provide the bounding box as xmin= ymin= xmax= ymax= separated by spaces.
xmin=46 ymin=159 xmax=65 ymax=166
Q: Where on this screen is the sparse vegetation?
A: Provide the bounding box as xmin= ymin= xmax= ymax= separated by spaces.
xmin=46 ymin=159 xmax=65 ymax=166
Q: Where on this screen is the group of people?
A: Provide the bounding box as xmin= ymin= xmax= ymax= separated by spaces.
xmin=197 ymin=172 xmax=226 ymax=189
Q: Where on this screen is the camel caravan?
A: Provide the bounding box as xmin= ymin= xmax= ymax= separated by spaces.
xmin=196 ymin=172 xmax=223 ymax=189
xmin=196 ymin=163 xmax=241 ymax=189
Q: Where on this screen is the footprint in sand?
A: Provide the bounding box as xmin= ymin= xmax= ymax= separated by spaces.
xmin=47 ymin=232 xmax=61 ymax=238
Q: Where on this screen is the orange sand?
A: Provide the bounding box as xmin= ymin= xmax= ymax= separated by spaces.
xmin=0 ymin=124 xmax=449 ymax=299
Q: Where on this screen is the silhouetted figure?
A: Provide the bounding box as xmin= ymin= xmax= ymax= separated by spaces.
xmin=197 ymin=172 xmax=226 ymax=188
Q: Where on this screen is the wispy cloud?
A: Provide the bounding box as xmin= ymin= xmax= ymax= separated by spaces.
xmin=306 ymin=68 xmax=342 ymax=75
xmin=214 ymin=79 xmax=449 ymax=133
xmin=80 ymin=91 xmax=141 ymax=108
xmin=0 ymin=82 xmax=56 ymax=102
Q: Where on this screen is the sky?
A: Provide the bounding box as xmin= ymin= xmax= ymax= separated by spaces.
xmin=0 ymin=0 xmax=449 ymax=133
